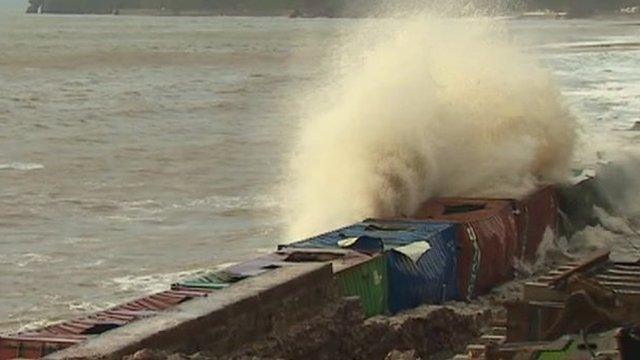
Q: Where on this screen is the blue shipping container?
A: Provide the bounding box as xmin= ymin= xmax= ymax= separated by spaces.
xmin=283 ymin=219 xmax=460 ymax=313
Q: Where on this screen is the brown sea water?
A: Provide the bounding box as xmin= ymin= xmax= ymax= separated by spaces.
xmin=1 ymin=12 xmax=640 ymax=332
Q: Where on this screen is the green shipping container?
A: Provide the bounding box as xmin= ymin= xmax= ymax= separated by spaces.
xmin=535 ymin=340 xmax=578 ymax=360
xmin=334 ymin=255 xmax=388 ymax=317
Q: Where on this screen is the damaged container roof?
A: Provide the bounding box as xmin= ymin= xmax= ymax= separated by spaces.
xmin=282 ymin=219 xmax=460 ymax=313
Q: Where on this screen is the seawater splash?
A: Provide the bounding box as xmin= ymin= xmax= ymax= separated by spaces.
xmin=286 ymin=16 xmax=576 ymax=239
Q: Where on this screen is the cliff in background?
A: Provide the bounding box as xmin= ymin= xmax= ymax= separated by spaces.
xmin=24 ymin=0 xmax=640 ymax=17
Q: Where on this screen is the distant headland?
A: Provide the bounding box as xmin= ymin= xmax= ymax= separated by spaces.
xmin=25 ymin=0 xmax=640 ymax=18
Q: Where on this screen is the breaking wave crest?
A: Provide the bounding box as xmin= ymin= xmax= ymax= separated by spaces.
xmin=286 ymin=16 xmax=576 ymax=239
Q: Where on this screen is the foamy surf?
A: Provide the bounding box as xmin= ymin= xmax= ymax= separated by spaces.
xmin=0 ymin=162 xmax=44 ymax=171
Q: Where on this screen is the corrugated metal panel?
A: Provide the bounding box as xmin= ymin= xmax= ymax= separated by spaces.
xmin=22 ymin=288 xmax=211 ymax=341
xmin=173 ymin=272 xmax=235 ymax=290
xmin=334 ymin=254 xmax=388 ymax=317
xmin=385 ymin=223 xmax=459 ymax=313
xmin=120 ymin=289 xmax=210 ymax=312
xmin=0 ymin=334 xmax=85 ymax=360
xmin=516 ymin=186 xmax=558 ymax=261
xmin=284 ymin=219 xmax=460 ymax=312
xmin=283 ymin=219 xmax=454 ymax=252
xmin=412 ymin=198 xmax=519 ymax=300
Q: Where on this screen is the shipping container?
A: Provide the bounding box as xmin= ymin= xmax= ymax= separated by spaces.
xmin=174 ymin=248 xmax=388 ymax=317
xmin=514 ymin=186 xmax=559 ymax=261
xmin=324 ymin=251 xmax=388 ymax=317
xmin=173 ymin=270 xmax=244 ymax=290
xmin=283 ymin=219 xmax=460 ymax=312
xmin=412 ymin=198 xmax=519 ymax=300
xmin=0 ymin=334 xmax=85 ymax=360
xmin=284 ymin=248 xmax=388 ymax=317
xmin=557 ymin=170 xmax=600 ymax=235
xmin=20 ymin=288 xmax=211 ymax=341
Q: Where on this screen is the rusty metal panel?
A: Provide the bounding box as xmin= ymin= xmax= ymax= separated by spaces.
xmin=515 ymin=186 xmax=559 ymax=261
xmin=21 ymin=289 xmax=210 ymax=341
xmin=0 ymin=334 xmax=85 ymax=360
xmin=412 ymin=198 xmax=519 ymax=299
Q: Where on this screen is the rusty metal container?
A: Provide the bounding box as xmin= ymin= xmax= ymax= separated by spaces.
xmin=0 ymin=334 xmax=86 ymax=360
xmin=514 ymin=186 xmax=559 ymax=261
xmin=412 ymin=198 xmax=519 ymax=300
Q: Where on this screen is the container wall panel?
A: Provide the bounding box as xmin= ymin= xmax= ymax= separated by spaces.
xmin=516 ymin=185 xmax=559 ymax=261
xmin=0 ymin=335 xmax=84 ymax=360
xmin=412 ymin=198 xmax=519 ymax=300
xmin=335 ymin=254 xmax=388 ymax=317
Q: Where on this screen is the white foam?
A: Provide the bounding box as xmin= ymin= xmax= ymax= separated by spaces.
xmin=0 ymin=162 xmax=44 ymax=171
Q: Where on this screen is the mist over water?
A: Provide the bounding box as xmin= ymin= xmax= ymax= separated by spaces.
xmin=286 ymin=16 xmax=576 ymax=238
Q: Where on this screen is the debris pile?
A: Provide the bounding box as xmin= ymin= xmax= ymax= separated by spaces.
xmin=453 ymin=250 xmax=640 ymax=359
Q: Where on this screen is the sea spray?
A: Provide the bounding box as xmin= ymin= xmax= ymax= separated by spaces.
xmin=285 ymin=16 xmax=576 ymax=240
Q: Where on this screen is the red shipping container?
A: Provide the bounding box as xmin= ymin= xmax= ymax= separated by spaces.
xmin=0 ymin=287 xmax=214 ymax=360
xmin=514 ymin=185 xmax=558 ymax=261
xmin=412 ymin=198 xmax=519 ymax=300
xmin=0 ymin=334 xmax=85 ymax=360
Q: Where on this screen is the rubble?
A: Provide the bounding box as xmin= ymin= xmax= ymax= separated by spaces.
xmin=453 ymin=250 xmax=640 ymax=359
xmin=123 ymin=298 xmax=492 ymax=360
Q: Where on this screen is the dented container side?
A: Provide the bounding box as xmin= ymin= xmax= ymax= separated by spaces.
xmin=516 ymin=185 xmax=559 ymax=261
xmin=386 ymin=225 xmax=460 ymax=313
xmin=0 ymin=335 xmax=84 ymax=360
xmin=386 ymin=251 xmax=430 ymax=313
xmin=473 ymin=212 xmax=518 ymax=295
xmin=411 ymin=197 xmax=518 ymax=300
xmin=335 ymin=254 xmax=388 ymax=317
xmin=448 ymin=210 xmax=518 ymax=300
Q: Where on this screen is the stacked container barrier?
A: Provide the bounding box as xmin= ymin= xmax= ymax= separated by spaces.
xmin=283 ymin=219 xmax=460 ymax=313
xmin=0 ymin=185 xmax=563 ymax=359
xmin=0 ymin=288 xmax=212 ymax=360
